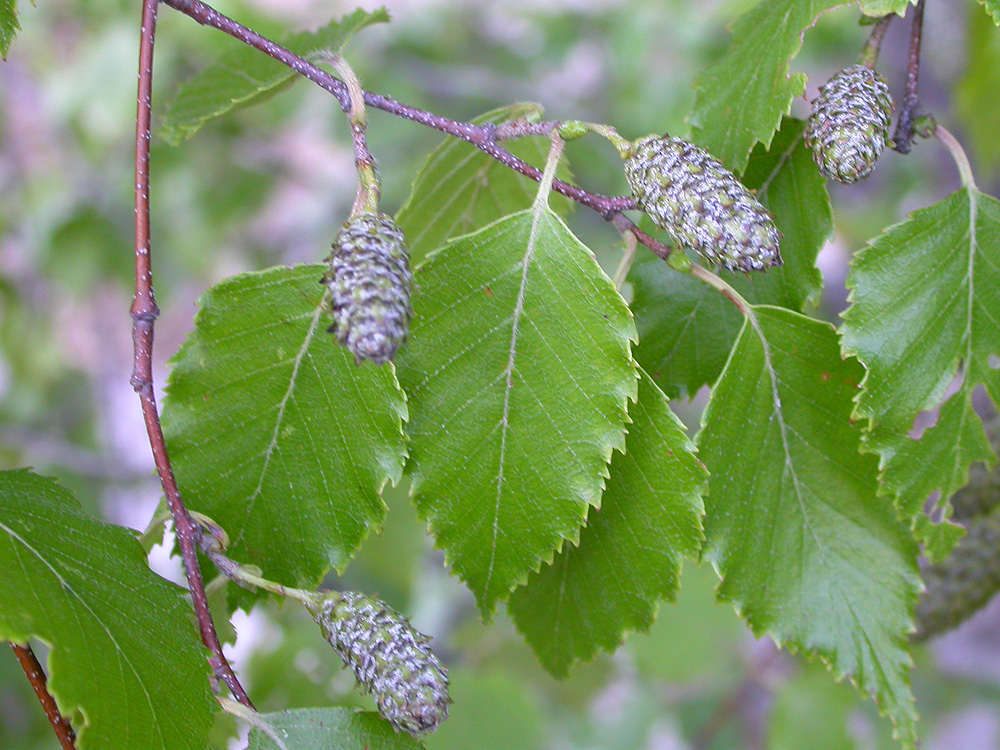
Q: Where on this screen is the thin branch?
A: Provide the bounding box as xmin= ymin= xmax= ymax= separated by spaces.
xmin=892 ymin=0 xmax=925 ymax=154
xmin=158 ymin=0 xmax=637 ymax=226
xmin=131 ymin=0 xmax=253 ymax=709
xmin=859 ymin=15 xmax=894 ymax=69
xmin=10 ymin=642 xmax=77 ymax=750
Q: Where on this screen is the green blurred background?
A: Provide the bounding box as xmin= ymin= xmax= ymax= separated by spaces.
xmin=2 ymin=1 xmax=999 ymax=748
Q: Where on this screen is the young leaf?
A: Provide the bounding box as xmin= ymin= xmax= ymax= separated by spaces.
xmin=630 ymin=117 xmax=830 ymax=398
xmin=841 ymin=189 xmax=1000 ymax=560
xmin=507 ymin=368 xmax=706 ymax=676
xmin=395 ymin=209 xmax=638 ymax=616
xmin=0 ymin=0 xmax=19 ymax=60
xmin=162 ymin=265 xmax=407 ymax=608
xmin=687 ymin=0 xmax=845 ymax=173
xmin=159 ymin=8 xmax=389 ymax=144
xmin=247 ymin=708 xmax=425 ymax=750
xmin=0 ymin=469 xmax=216 ymax=749
xmin=396 ymin=103 xmax=573 ymax=266
xmin=699 ymin=307 xmax=920 ymax=747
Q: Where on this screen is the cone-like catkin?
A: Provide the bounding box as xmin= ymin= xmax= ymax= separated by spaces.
xmin=623 ymin=135 xmax=781 ymax=272
xmin=950 ymin=415 xmax=1000 ymax=523
xmin=913 ymin=509 xmax=1000 ymax=641
xmin=805 ymin=64 xmax=893 ymax=185
xmin=324 ymin=213 xmax=411 ymax=364
xmin=309 ymin=591 xmax=449 ymax=735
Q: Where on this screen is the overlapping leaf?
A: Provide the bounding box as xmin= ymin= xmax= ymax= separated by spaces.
xmin=159 ymin=8 xmax=388 ymax=144
xmin=507 ymin=369 xmax=705 ymax=675
xmin=247 ymin=708 xmax=424 ymax=750
xmin=0 ymin=470 xmax=215 ymax=749
xmin=978 ymin=0 xmax=1000 ymax=23
xmin=396 ymin=103 xmax=572 ymax=266
xmin=162 ymin=265 xmax=407 ymax=607
xmin=841 ymin=188 xmax=1000 ymax=560
xmin=688 ymin=0 xmax=849 ymax=172
xmin=0 ymin=0 xmax=19 ymax=59
xmin=699 ymin=307 xmax=920 ymax=747
xmin=395 ymin=208 xmax=637 ymax=616
xmin=630 ymin=118 xmax=830 ymax=398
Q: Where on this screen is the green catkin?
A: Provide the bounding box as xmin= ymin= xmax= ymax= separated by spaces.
xmin=324 ymin=213 xmax=412 ymax=364
xmin=805 ymin=64 xmax=893 ymax=185
xmin=623 ymin=135 xmax=781 ymax=272
xmin=308 ymin=591 xmax=450 ymax=735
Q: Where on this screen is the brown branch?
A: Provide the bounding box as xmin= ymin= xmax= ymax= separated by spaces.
xmin=132 ymin=0 xmax=253 ymax=709
xmin=159 ymin=0 xmax=642 ymax=227
xmin=10 ymin=642 xmax=77 ymax=750
xmin=892 ymin=0 xmax=925 ymax=154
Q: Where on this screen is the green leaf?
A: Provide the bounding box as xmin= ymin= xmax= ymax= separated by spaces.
xmin=687 ymin=0 xmax=845 ymax=173
xmin=507 ymin=369 xmax=706 ymax=675
xmin=0 ymin=0 xmax=19 ymax=60
xmin=159 ymin=8 xmax=389 ymax=144
xmin=0 ymin=469 xmax=216 ymax=749
xmin=767 ymin=662 xmax=859 ymax=750
xmin=978 ymin=0 xmax=1000 ymax=23
xmin=699 ymin=307 xmax=920 ymax=747
xmin=630 ymin=117 xmax=830 ymax=398
xmin=956 ymin=12 xmax=1000 ymax=181
xmin=162 ymin=265 xmax=407 ymax=607
xmin=841 ymin=189 xmax=1000 ymax=560
xmin=396 ymin=103 xmax=573 ymax=266
xmin=859 ymin=1 xmax=915 ymax=14
xmin=395 ymin=209 xmax=638 ymax=616
xmin=247 ymin=708 xmax=424 ymax=750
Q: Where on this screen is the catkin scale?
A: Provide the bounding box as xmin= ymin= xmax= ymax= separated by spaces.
xmin=308 ymin=591 xmax=450 ymax=735
xmin=805 ymin=64 xmax=893 ymax=185
xmin=324 ymin=213 xmax=412 ymax=364
xmin=624 ymin=135 xmax=781 ymax=272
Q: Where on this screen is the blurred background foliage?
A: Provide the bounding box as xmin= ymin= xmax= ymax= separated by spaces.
xmin=1 ymin=1 xmax=999 ymax=748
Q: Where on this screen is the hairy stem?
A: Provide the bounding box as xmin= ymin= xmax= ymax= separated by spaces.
xmin=10 ymin=643 xmax=77 ymax=750
xmin=132 ymin=0 xmax=252 ymax=709
xmin=859 ymin=14 xmax=894 ymax=69
xmin=892 ymin=0 xmax=925 ymax=154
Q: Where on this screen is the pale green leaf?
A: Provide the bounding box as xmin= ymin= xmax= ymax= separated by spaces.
xmin=0 ymin=469 xmax=216 ymax=750
xmin=956 ymin=12 xmax=1000 ymax=181
xmin=159 ymin=8 xmax=389 ymax=144
xmin=508 ymin=369 xmax=706 ymax=675
xmin=630 ymin=117 xmax=830 ymax=398
xmin=247 ymin=708 xmax=424 ymax=750
xmin=395 ymin=209 xmax=637 ymax=615
xmin=859 ymin=1 xmax=915 ymax=14
xmin=396 ymin=103 xmax=573 ymax=266
xmin=768 ymin=662 xmax=859 ymax=750
xmin=977 ymin=0 xmax=1000 ymax=23
xmin=0 ymin=0 xmax=19 ymax=59
xmin=699 ymin=307 xmax=920 ymax=747
xmin=162 ymin=265 xmax=407 ymax=607
xmin=841 ymin=189 xmax=1000 ymax=559
xmin=688 ymin=0 xmax=846 ymax=172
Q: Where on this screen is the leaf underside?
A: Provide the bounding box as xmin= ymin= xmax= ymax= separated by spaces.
xmin=841 ymin=188 xmax=1000 ymax=560
xmin=508 ymin=369 xmax=706 ymax=675
xmin=395 ymin=208 xmax=637 ymax=616
xmin=159 ymin=8 xmax=389 ymax=144
xmin=247 ymin=708 xmax=424 ymax=750
xmin=0 ymin=470 xmax=216 ymax=750
xmin=162 ymin=265 xmax=407 ymax=609
xmin=699 ymin=307 xmax=920 ymax=747
xmin=396 ymin=102 xmax=573 ymax=267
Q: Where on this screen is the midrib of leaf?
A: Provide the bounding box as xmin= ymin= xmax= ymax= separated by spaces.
xmin=746 ymin=311 xmax=870 ymax=631
xmin=485 ymin=182 xmax=550 ymax=595
xmin=754 ymin=131 xmax=802 ymax=200
xmin=234 ymin=300 xmax=327 ymax=549
xmin=1 ymin=521 xmax=164 ymax=745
